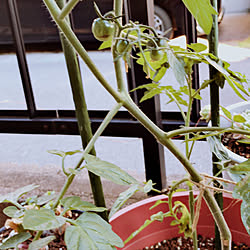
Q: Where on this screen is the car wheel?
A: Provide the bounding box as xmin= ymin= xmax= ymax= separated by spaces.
xmin=154 ymin=5 xmax=173 ymax=38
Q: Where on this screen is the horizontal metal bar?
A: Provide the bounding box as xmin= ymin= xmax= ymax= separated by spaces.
xmin=0 ymin=109 xmax=207 ymax=136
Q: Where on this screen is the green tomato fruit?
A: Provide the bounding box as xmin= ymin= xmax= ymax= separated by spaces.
xmin=116 ymin=40 xmax=130 ymax=54
xmin=157 ymin=38 xmax=168 ymax=48
xmin=150 ymin=49 xmax=164 ymax=61
xmin=91 ymin=18 xmax=115 ymax=41
xmin=147 ymin=38 xmax=167 ymax=48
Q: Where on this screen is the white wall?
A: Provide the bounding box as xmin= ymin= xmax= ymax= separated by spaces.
xmin=224 ymin=0 xmax=250 ymax=13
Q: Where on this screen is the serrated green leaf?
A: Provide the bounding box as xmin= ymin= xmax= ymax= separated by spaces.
xmin=182 ymin=0 xmax=217 ymax=34
xmin=233 ymin=174 xmax=250 ymax=234
xmin=3 ymin=206 xmax=24 ymax=218
xmin=23 ymin=208 xmax=66 ymax=230
xmin=187 ymin=43 xmax=207 ymax=52
xmin=241 ymin=202 xmax=250 ymax=234
xmin=233 ymin=114 xmax=247 ymax=123
xmin=36 ymin=191 xmax=57 ymax=206
xmin=84 ymin=154 xmax=138 ymax=185
xmin=61 ymin=196 xmax=107 ymax=213
xmin=65 ymin=225 xmax=98 ymax=250
xmin=220 ymin=106 xmax=232 ymax=120
xmin=131 ymin=83 xmax=160 ymax=92
xmin=167 ymin=49 xmax=186 ymax=86
xmin=0 ymin=232 xmax=31 ymax=249
xmin=73 ymin=212 xmax=124 ymax=249
xmin=0 ymin=184 xmax=38 ymax=204
xmin=224 ymin=75 xmax=247 ymax=101
xmin=28 ymin=236 xmax=56 ymax=250
xmin=98 ymin=40 xmax=112 ymax=50
xmin=109 ymin=184 xmax=139 ymax=219
xmin=140 ymin=87 xmax=162 ymax=102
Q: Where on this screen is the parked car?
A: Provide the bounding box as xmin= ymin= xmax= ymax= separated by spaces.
xmin=0 ymin=0 xmax=224 ymax=52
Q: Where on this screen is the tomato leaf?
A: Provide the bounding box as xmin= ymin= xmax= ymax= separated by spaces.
xmin=232 ymin=174 xmax=250 ymax=234
xmin=65 ymin=212 xmax=124 ymax=249
xmin=0 ymin=232 xmax=31 ymax=249
xmin=109 ymin=184 xmax=140 ymax=219
xmin=187 ymin=43 xmax=207 ymax=52
xmin=167 ymin=49 xmax=186 ymax=86
xmin=233 ymin=114 xmax=247 ymax=123
xmin=61 ymin=196 xmax=107 ymax=213
xmin=23 ymin=208 xmax=66 ymax=230
xmin=0 ymin=184 xmax=38 ymax=204
xmin=98 ymin=40 xmax=112 ymax=50
xmin=3 ymin=206 xmax=24 ymax=218
xmin=28 ymin=236 xmax=56 ymax=250
xmin=84 ymin=154 xmax=138 ymax=185
xmin=182 ymin=0 xmax=217 ymax=34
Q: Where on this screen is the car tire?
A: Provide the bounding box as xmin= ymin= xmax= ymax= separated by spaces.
xmin=154 ymin=5 xmax=173 ymax=38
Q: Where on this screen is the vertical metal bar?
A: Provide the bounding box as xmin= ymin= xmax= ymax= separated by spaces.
xmin=7 ymin=0 xmax=36 ymax=118
xmin=125 ymin=0 xmax=166 ymax=191
xmin=208 ymin=1 xmax=223 ymax=249
xmin=184 ymin=7 xmax=201 ymax=122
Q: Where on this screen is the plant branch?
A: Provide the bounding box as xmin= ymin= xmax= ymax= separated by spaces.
xmin=166 ymin=126 xmax=250 ymax=139
xmin=58 ymin=0 xmax=80 ymax=20
xmin=113 ymin=0 xmax=127 ymax=92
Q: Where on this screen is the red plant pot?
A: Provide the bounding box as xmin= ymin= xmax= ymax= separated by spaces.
xmin=110 ymin=192 xmax=250 ymax=249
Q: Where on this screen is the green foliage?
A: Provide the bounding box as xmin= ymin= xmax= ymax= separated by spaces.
xmin=23 ymin=208 xmax=66 ymax=231
xmin=65 ymin=212 xmax=124 ymax=249
xmin=0 ymin=232 xmax=31 ymax=249
xmin=3 ymin=206 xmax=24 ymax=218
xmin=84 ymin=154 xmax=139 ymax=185
xmin=182 ymin=0 xmax=217 ymax=34
xmin=60 ymin=196 xmax=107 ymax=213
xmin=233 ymin=173 xmax=250 ymax=234
xmin=109 ymin=180 xmax=154 ymax=219
xmin=109 ymin=184 xmax=140 ymax=219
xmin=28 ymin=236 xmax=56 ymax=250
xmin=0 ymin=184 xmax=38 ymax=206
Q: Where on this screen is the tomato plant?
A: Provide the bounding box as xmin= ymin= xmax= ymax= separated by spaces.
xmin=92 ymin=18 xmax=115 ymax=41
xmin=150 ymin=49 xmax=164 ymax=61
xmin=116 ymin=40 xmax=130 ymax=54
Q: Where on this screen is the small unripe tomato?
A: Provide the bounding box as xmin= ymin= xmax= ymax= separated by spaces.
xmin=157 ymin=38 xmax=168 ymax=48
xmin=150 ymin=49 xmax=164 ymax=61
xmin=147 ymin=38 xmax=167 ymax=48
xmin=91 ymin=18 xmax=115 ymax=41
xmin=116 ymin=40 xmax=130 ymax=54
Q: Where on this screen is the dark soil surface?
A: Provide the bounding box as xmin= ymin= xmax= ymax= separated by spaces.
xmin=222 ymin=133 xmax=250 ymax=159
xmin=142 ymin=235 xmax=250 ymax=250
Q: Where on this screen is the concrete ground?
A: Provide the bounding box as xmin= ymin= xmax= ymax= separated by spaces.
xmin=0 ymin=13 xmax=249 ymax=210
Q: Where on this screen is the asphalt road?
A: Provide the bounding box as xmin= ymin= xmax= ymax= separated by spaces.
xmin=0 ymin=13 xmax=249 ymax=198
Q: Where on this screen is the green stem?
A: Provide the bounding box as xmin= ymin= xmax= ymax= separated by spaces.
xmin=208 ymin=0 xmax=224 ymax=248
xmin=84 ymin=102 xmax=123 ymax=155
xmin=53 ymin=174 xmax=75 ymax=209
xmin=166 ymin=127 xmax=250 ymax=139
xmin=189 ymin=187 xmax=198 ymax=250
xmin=56 ymin=0 xmax=107 ymax=220
xmin=58 ymin=0 xmax=80 ymax=20
xmin=113 ymin=0 xmax=127 ymax=92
